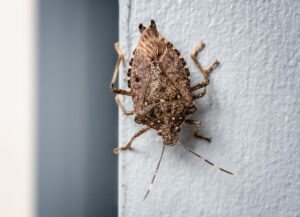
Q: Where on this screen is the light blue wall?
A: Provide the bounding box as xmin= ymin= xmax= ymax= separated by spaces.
xmin=118 ymin=1 xmax=300 ymax=217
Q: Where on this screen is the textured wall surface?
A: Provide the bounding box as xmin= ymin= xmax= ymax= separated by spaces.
xmin=118 ymin=1 xmax=300 ymax=216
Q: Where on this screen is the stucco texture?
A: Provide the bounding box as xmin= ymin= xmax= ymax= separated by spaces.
xmin=117 ymin=1 xmax=300 ymax=216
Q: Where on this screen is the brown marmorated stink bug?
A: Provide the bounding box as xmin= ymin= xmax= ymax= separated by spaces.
xmin=110 ymin=20 xmax=233 ymax=199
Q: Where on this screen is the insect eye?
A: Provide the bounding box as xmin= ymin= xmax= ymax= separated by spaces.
xmin=139 ymin=23 xmax=145 ymax=32
xmin=157 ymin=130 xmax=162 ymax=136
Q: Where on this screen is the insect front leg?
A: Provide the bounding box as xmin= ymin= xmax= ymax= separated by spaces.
xmin=115 ymin=95 xmax=134 ymax=115
xmin=185 ymin=119 xmax=212 ymax=143
xmin=113 ymin=126 xmax=151 ymax=154
xmin=110 ymin=42 xmax=132 ymax=96
xmin=189 ymin=41 xmax=219 ymax=100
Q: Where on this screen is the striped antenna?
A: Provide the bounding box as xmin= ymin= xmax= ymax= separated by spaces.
xmin=179 ymin=142 xmax=234 ymax=175
xmin=143 ymin=144 xmax=166 ymax=200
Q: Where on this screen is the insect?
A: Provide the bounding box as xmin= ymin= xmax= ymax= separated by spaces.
xmin=110 ymin=20 xmax=233 ymax=200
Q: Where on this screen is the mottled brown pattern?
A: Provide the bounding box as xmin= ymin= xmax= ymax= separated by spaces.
xmin=130 ymin=21 xmax=195 ymax=145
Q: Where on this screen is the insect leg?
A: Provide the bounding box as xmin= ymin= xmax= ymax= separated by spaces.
xmin=180 ymin=142 xmax=234 ymax=175
xmin=110 ymin=42 xmax=132 ymax=96
xmin=185 ymin=119 xmax=211 ymax=143
xmin=190 ymin=41 xmax=206 ymax=74
xmin=192 ymin=89 xmax=207 ymax=100
xmin=190 ymin=41 xmax=219 ymax=99
xmin=113 ymin=126 xmax=151 ymax=154
xmin=115 ymin=95 xmax=134 ymax=115
xmin=185 ymin=119 xmax=203 ymax=127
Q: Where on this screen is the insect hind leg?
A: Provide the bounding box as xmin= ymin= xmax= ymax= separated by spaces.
xmin=190 ymin=41 xmax=219 ymax=99
xmin=185 ymin=119 xmax=211 ymax=143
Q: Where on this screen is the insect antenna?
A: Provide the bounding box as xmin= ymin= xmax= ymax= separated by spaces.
xmin=143 ymin=144 xmax=166 ymax=200
xmin=179 ymin=142 xmax=234 ymax=175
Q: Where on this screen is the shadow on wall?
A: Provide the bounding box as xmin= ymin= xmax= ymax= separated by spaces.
xmin=38 ymin=0 xmax=118 ymax=217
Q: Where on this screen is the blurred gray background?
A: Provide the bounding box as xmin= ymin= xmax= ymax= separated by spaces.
xmin=38 ymin=0 xmax=118 ymax=217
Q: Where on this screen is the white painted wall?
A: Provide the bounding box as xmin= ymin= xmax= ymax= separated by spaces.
xmin=118 ymin=1 xmax=300 ymax=216
xmin=0 ymin=1 xmax=36 ymax=217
